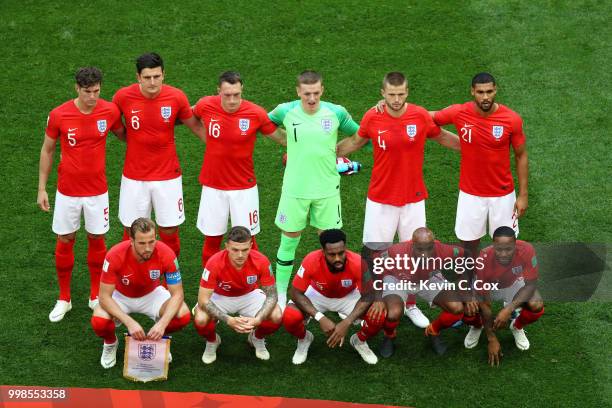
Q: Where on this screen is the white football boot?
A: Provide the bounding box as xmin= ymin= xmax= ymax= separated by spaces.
xmin=464 ymin=326 xmax=483 ymax=349
xmin=49 ymin=300 xmax=72 ymax=322
xmin=100 ymin=340 xmax=118 ymax=369
xmin=405 ymin=304 xmax=429 ymax=328
xmin=292 ymin=330 xmax=314 ymax=365
xmin=248 ymin=331 xmax=270 ymax=360
xmin=350 ymin=333 xmax=378 ymax=364
xmin=201 ymin=334 xmax=222 ymax=364
xmin=510 ymin=319 xmax=530 ymax=350
xmin=88 ymin=297 xmax=99 ymax=310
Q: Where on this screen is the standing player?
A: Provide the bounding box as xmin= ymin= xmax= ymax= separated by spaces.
xmin=432 ymin=72 xmax=529 ymax=257
xmin=193 ymin=226 xmax=282 ymax=363
xmin=462 ymin=226 xmax=544 ymax=366
xmin=90 ymin=218 xmax=191 ymax=369
xmin=113 ymin=52 xmax=205 ymax=257
xmin=337 ymin=71 xmax=460 ymax=328
xmin=193 ymin=71 xmax=286 ymax=268
xmin=269 ymin=71 xmax=360 ymax=307
xmin=282 ymin=229 xmax=381 ymax=365
xmin=38 ymin=67 xmax=125 ymax=322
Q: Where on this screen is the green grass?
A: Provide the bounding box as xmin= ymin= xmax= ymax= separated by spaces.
xmin=0 ymin=1 xmax=610 ymax=407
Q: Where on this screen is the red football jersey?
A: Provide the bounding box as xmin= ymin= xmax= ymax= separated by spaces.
xmin=434 ymin=102 xmax=525 ymax=197
xmin=292 ymin=249 xmax=365 ymax=298
xmin=101 ymin=240 xmax=178 ymax=298
xmin=477 ymin=240 xmax=538 ymax=288
xmin=383 ymin=240 xmax=465 ymax=281
xmin=193 ymin=96 xmax=277 ymax=190
xmin=200 ymin=249 xmax=275 ymax=297
xmin=45 ymin=99 xmax=121 ymax=196
xmin=358 ymin=105 xmax=441 ymax=205
xmin=112 ymin=84 xmax=193 ymax=181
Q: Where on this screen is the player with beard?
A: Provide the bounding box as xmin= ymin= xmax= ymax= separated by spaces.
xmin=432 ymin=73 xmax=529 ymax=259
xmin=282 ymin=229 xmax=381 ymax=365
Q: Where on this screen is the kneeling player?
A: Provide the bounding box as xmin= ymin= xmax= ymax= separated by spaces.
xmin=463 ymin=226 xmax=544 ymax=366
xmin=90 ymin=218 xmax=191 ymax=369
xmin=282 ymin=229 xmax=381 ymax=365
xmin=193 ymin=226 xmax=282 ymax=363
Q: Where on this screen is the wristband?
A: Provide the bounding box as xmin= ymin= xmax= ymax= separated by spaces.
xmin=314 ymin=312 xmax=324 ymax=321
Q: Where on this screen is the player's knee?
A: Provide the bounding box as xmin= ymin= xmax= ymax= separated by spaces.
xmin=527 ymin=300 xmax=544 ymax=312
xmin=194 ymin=308 xmax=210 ymax=326
xmin=159 ymin=226 xmax=177 ymax=235
xmin=446 ymin=301 xmax=464 ymax=315
xmin=270 ymin=305 xmax=283 ymax=324
xmin=386 ymin=304 xmax=403 ymax=321
xmin=58 ymin=233 xmax=76 ymax=242
xmin=176 ymin=303 xmax=191 ymax=319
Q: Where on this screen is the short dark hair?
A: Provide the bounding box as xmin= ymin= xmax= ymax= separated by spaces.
xmin=319 ymin=229 xmax=346 ymax=248
xmin=493 ymin=226 xmax=516 ymax=240
xmin=382 ymin=72 xmax=407 ymax=88
xmin=297 ymin=70 xmax=322 ymax=86
xmin=130 ymin=217 xmax=156 ymax=239
xmin=136 ymin=52 xmax=164 ymax=74
xmin=75 ymin=67 xmax=103 ymax=88
xmin=218 ymin=71 xmax=243 ymax=87
xmin=471 ymin=72 xmax=496 ymax=87
xmin=227 ymin=226 xmax=251 ymax=243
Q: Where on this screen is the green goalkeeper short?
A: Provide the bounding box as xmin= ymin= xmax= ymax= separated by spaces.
xmin=275 ymin=193 xmax=342 ymax=232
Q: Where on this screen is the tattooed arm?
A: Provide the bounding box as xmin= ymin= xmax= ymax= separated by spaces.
xmin=254 ymin=284 xmax=278 ymax=324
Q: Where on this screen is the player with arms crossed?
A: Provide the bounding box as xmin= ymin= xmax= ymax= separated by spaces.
xmin=193 ymin=226 xmax=282 ymax=363
xmin=462 ymin=226 xmax=544 ymax=366
xmin=432 ymin=72 xmax=529 ymax=257
xmin=282 ymin=229 xmax=382 ymax=365
xmin=193 ymin=71 xmax=286 ymax=268
xmin=269 ymin=71 xmax=360 ymax=308
xmin=337 ymin=71 xmax=460 ymax=328
xmin=90 ymin=218 xmax=191 ymax=368
xmin=113 ymin=52 xmax=205 ymax=257
xmin=38 ymin=67 xmax=125 ymax=322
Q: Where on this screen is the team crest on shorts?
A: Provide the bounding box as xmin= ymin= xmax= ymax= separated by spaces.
xmin=239 ymin=118 xmax=250 ymax=132
xmin=138 ymin=344 xmax=156 ymax=361
xmin=321 ymin=118 xmax=333 ymax=132
xmin=341 ymin=279 xmax=352 ymax=287
xmin=149 ymin=269 xmax=161 ymax=280
xmin=406 ymin=124 xmax=417 ymax=138
xmin=246 ymin=275 xmax=258 ymax=284
xmin=97 ymin=119 xmax=107 ymax=133
xmin=492 ymin=125 xmax=504 ymax=139
xmin=511 ymin=265 xmax=523 ymax=275
xmin=161 ymin=106 xmax=172 ymax=121
xmin=278 ymin=212 xmax=287 ymax=224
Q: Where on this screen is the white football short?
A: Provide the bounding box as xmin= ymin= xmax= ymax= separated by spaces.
xmin=489 ymin=278 xmax=526 ymax=305
xmin=382 ymin=273 xmax=447 ymax=306
xmin=455 ymin=190 xmax=518 ymax=241
xmin=52 ymin=190 xmax=110 ymax=235
xmin=363 ymin=198 xmax=426 ymax=245
xmin=210 ymin=289 xmax=266 ymax=317
xmin=300 ymin=286 xmax=361 ymax=316
xmin=111 ymin=286 xmax=171 ymax=321
xmin=118 ymin=175 xmax=185 ymax=228
xmin=196 ymin=185 xmax=260 ymax=236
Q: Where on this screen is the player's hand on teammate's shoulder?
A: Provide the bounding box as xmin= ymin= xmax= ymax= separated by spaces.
xmin=37 ymin=190 xmax=50 ymax=211
xmin=374 ymin=99 xmax=385 ymax=114
xmin=487 ymin=337 xmax=503 ymax=367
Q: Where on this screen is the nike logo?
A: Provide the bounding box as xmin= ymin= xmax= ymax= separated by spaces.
xmin=131 ymin=110 xmax=141 ymax=114
xmin=123 ymin=274 xmax=133 ymax=278
xmin=292 ymin=122 xmax=301 ymax=126
xmin=68 ymin=128 xmax=77 ymax=132
xmin=210 ymin=118 xmax=219 ymax=122
xmin=463 ymin=123 xmax=473 ymax=128
xmin=377 ymin=130 xmax=388 ymax=135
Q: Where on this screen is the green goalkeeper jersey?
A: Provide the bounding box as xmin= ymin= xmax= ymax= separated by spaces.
xmin=269 ymin=100 xmax=359 ymax=199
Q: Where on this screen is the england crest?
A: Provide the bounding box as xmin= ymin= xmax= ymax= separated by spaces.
xmin=97 ymin=119 xmax=107 ymax=133
xmin=239 ymin=118 xmax=250 ymax=132
xmin=341 ymin=279 xmax=352 ymax=287
xmin=149 ymin=269 xmax=161 ymax=280
xmin=246 ymin=275 xmax=258 ymax=285
xmin=406 ymin=124 xmax=417 ymax=138
xmin=138 ymin=344 xmax=156 ymax=361
xmin=161 ymin=106 xmax=172 ymax=120
xmin=321 ymin=118 xmax=333 ymax=132
xmin=492 ymin=125 xmax=504 ymax=139
xmin=511 ymin=265 xmax=523 ymax=275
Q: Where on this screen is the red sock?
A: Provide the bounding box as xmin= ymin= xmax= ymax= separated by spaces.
xmin=357 ymin=310 xmax=386 ymax=341
xmin=462 ymin=314 xmax=483 ymax=328
xmin=159 ymin=229 xmax=180 ymax=257
xmin=405 ymin=294 xmax=417 ymax=307
xmin=383 ymin=320 xmax=400 ymax=338
xmin=55 ymin=238 xmax=75 ymax=301
xmin=514 ymin=307 xmax=544 ymax=330
xmin=165 ymin=312 xmax=191 ymax=334
xmin=202 ymin=235 xmax=223 ymax=268
xmin=251 ymin=235 xmax=259 ymax=251
xmin=194 ymin=320 xmax=217 ymax=342
xmin=431 ymin=310 xmax=464 ymax=334
xmin=254 ymin=319 xmax=281 ymax=339
xmin=122 ymin=228 xmax=130 ymax=241
xmin=87 ymin=236 xmax=106 ymax=300
xmin=282 ymin=307 xmax=306 ymax=339
xmin=91 ymin=316 xmax=117 ymax=344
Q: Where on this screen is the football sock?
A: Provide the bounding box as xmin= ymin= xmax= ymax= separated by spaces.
xmin=254 ymin=319 xmax=282 ymax=339
xmin=86 ymin=236 xmax=106 ymax=301
xmin=165 ymin=312 xmax=191 ymax=334
xmin=91 ymin=316 xmax=117 ymax=344
xmin=514 ymin=307 xmax=544 ymax=330
xmin=251 ymin=235 xmax=259 ymax=251
xmin=201 ymin=235 xmax=223 ymax=268
xmin=275 ymin=234 xmax=301 ymax=302
xmin=55 ymin=238 xmax=75 ymax=302
xmin=462 ymin=313 xmax=483 ymax=328
xmin=383 ymin=320 xmax=400 ymax=338
xmin=406 ymin=294 xmax=417 ymax=307
xmin=122 ymin=228 xmax=130 ymax=241
xmin=194 ymin=320 xmax=217 ymax=342
xmin=282 ymin=306 xmax=306 ymax=339
xmin=357 ymin=310 xmax=386 ymax=341
xmin=159 ymin=228 xmax=181 ymax=258
xmin=430 ymin=310 xmax=464 ymax=334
